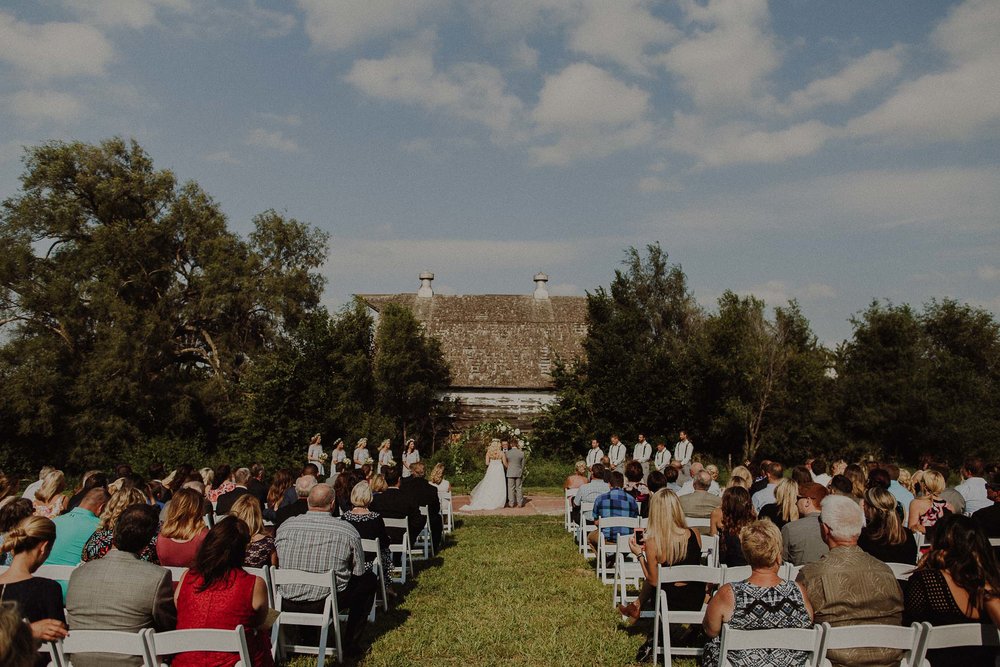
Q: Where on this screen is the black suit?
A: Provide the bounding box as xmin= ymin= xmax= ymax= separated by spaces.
xmin=400 ymin=477 xmax=442 ymax=550
xmin=247 ymin=478 xmax=268 ymax=506
xmin=370 ymin=487 xmax=423 ymax=546
xmin=274 ymin=498 xmax=308 ymax=529
xmin=215 ymin=486 xmax=250 ymax=515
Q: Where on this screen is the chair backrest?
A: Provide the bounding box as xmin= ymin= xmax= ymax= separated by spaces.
xmin=60 ymin=628 xmax=156 ymax=667
xmin=419 ymin=505 xmax=429 ymax=518
xmin=921 ymin=621 xmax=1000 ymax=653
xmin=383 ymin=517 xmax=409 ymax=532
xmin=685 ymin=517 xmax=711 ymax=528
xmin=721 ymin=565 xmax=753 ymax=584
xmin=781 ymin=562 xmax=802 ymax=581
xmin=164 ymin=566 xmax=188 ymax=582
xmin=243 ymin=566 xmax=273 ymax=608
xmin=34 ymin=564 xmax=78 ymax=581
xmin=270 ymin=567 xmax=336 ymax=593
xmin=719 ymin=624 xmax=824 ymax=666
xmin=886 ymin=562 xmax=915 ymax=580
xmin=598 ymin=516 xmax=640 ymax=531
xmin=989 ymin=537 xmax=1000 ymax=548
xmin=565 ymin=488 xmax=577 ymax=499
xmin=658 ymin=564 xmax=724 ymax=586
xmin=818 ymin=622 xmax=926 ymax=666
xmin=700 ymin=534 xmax=720 ymax=567
xmin=148 ymin=626 xmax=251 ymax=667
xmin=360 ymin=537 xmax=381 ymax=556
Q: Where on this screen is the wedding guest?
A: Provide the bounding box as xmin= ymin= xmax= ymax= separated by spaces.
xmin=640 ymin=471 xmax=667 ymax=519
xmin=564 ymin=462 xmax=588 ymax=490
xmin=781 ymin=482 xmax=829 ymax=566
xmin=828 ymin=475 xmax=854 ymax=498
xmin=207 ymin=465 xmax=234 ymax=503
xmin=264 ymin=469 xmax=294 ymax=522
xmin=342 ymin=481 xmax=391 ymax=580
xmin=844 ymin=464 xmax=866 ymax=500
xmin=370 ymin=474 xmax=387 ymax=495
xmin=32 ymin=470 xmax=67 ymax=519
xmin=904 ymin=514 xmax=1000 ymax=664
xmin=726 ymin=466 xmax=752 ymax=490
xmin=429 ymin=463 xmax=451 ymax=502
xmin=623 ymin=460 xmax=649 ymax=502
xmin=972 ymin=472 xmax=1000 ymax=538
xmin=0 ymin=499 xmax=34 ymax=566
xmin=810 ymin=458 xmax=831 ymax=487
xmin=157 ymin=488 xmax=209 ymax=568
xmin=750 ymin=462 xmax=783 ymax=512
xmin=171 ymin=517 xmax=274 ymax=667
xmin=274 ymin=475 xmax=316 ymax=529
xmin=66 ymin=471 xmax=107 ymax=511
xmin=571 ymin=464 xmax=610 ymax=524
xmin=198 ymin=467 xmax=214 ymax=489
xmin=215 ymin=467 xmax=252 ymax=515
xmin=956 ymin=457 xmax=991 ymax=515
xmin=618 ymin=489 xmax=703 ymax=621
xmin=45 ymin=488 xmax=109 ymax=597
xmin=710 ymin=486 xmax=755 ymax=567
xmin=859 ymin=486 xmax=917 ymax=565
xmin=21 ymin=466 xmax=54 ymax=501
xmin=908 ymin=469 xmax=953 ymax=538
xmin=307 ymin=433 xmax=326 ymax=477
xmin=0 ymin=516 xmax=68 ymax=650
xmin=401 ymin=439 xmax=420 ymax=478
xmin=0 ymin=601 xmax=38 ymax=667
xmin=678 ymin=471 xmax=720 ymax=531
xmin=702 ymin=520 xmax=813 ymax=667
xmin=82 ymin=486 xmax=158 ymax=563
xmin=757 ymin=478 xmax=798 ymax=530
xmin=229 ymin=495 xmax=277 ymax=568
xmin=831 ymin=459 xmax=847 ymax=476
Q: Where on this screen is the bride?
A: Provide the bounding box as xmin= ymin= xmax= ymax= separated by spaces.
xmin=460 ymin=439 xmax=508 ymax=510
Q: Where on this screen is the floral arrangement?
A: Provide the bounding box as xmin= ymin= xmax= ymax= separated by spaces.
xmin=448 ymin=419 xmax=533 ymax=478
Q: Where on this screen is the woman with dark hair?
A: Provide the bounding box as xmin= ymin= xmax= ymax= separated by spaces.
xmin=710 ymin=487 xmax=755 ymax=567
xmin=332 ymin=471 xmax=357 ymax=516
xmin=157 ymin=488 xmax=209 ymax=567
xmin=623 ymin=460 xmax=649 ymax=503
xmin=265 ymin=469 xmax=294 ymax=522
xmin=844 ymin=464 xmax=866 ymax=501
xmin=172 ymin=517 xmax=274 ymax=667
xmin=0 ymin=499 xmax=34 ymax=567
xmin=859 ymin=486 xmax=917 ymax=564
xmin=207 ymin=464 xmax=234 ymax=504
xmin=904 ymin=514 xmax=1000 ymax=663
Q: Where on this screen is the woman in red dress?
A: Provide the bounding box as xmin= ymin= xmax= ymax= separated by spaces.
xmin=171 ymin=516 xmax=274 ymax=667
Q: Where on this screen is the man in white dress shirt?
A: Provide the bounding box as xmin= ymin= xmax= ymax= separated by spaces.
xmin=673 ymin=431 xmax=693 ymax=466
xmin=607 ymin=434 xmax=627 ymax=474
xmin=585 ymin=439 xmax=604 ymax=468
xmin=632 ymin=434 xmax=652 ymax=479
xmin=957 ymin=456 xmax=990 ymax=515
xmin=677 ymin=462 xmax=722 ymax=496
xmin=653 ymin=440 xmax=670 ymax=473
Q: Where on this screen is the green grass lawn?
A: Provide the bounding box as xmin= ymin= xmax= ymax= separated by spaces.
xmin=285 ymin=515 xmax=650 ymax=666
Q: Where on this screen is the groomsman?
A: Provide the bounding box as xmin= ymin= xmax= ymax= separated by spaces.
xmin=632 ymin=434 xmax=652 ymax=479
xmin=673 ymin=431 xmax=694 ymax=466
xmin=585 ymin=438 xmax=604 ymax=467
xmin=653 ymin=440 xmax=670 ymax=473
xmin=607 ymin=434 xmax=627 ymax=474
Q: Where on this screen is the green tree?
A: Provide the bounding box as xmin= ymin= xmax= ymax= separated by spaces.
xmin=373 ymin=303 xmax=451 ymax=446
xmin=0 ymin=138 xmax=327 ymax=468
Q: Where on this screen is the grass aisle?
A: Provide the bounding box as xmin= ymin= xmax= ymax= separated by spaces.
xmin=353 ymin=515 xmax=644 ymax=666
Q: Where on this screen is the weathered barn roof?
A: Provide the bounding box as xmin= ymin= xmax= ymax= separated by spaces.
xmin=359 ymin=288 xmax=588 ymax=390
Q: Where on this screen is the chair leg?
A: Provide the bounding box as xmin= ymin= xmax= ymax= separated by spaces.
xmin=316 ymin=625 xmax=328 ymax=667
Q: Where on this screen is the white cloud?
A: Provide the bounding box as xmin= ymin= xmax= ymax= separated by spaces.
xmin=345 ymin=39 xmax=524 ymax=136
xmin=567 ymin=0 xmax=678 ymax=75
xmin=741 ymin=280 xmax=837 ymax=305
xmin=637 ymin=176 xmax=681 ymax=193
xmin=977 ymin=265 xmax=1000 ymax=282
xmin=658 ymin=0 xmax=779 ymax=110
xmin=245 ymin=128 xmax=300 ymax=152
xmin=297 ymin=0 xmax=445 ymax=50
xmin=667 ymin=114 xmax=835 ymax=167
xmin=847 ymin=0 xmax=1000 ymax=142
xmin=7 ymin=90 xmax=85 ymax=124
xmin=781 ymin=45 xmax=905 ymax=115
xmin=65 ymin=0 xmax=163 ymax=29
xmin=0 ymin=12 xmax=114 ymax=80
xmin=204 ymin=151 xmax=242 ymax=165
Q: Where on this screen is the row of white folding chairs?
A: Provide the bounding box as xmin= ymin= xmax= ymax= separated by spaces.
xmin=41 ymin=626 xmax=254 ymax=667
xmin=441 ymin=492 xmax=454 ymax=534
xmin=716 ymin=620 xmax=1000 ymax=667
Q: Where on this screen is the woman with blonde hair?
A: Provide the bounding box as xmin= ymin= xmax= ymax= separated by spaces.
xmin=32 ymin=471 xmax=66 ymax=519
xmin=844 ymin=464 xmax=866 ymax=500
xmin=460 ymin=439 xmax=507 ymax=511
xmin=157 ymin=487 xmax=208 ymax=567
xmin=429 ymin=463 xmax=451 ymax=498
xmin=82 ymin=486 xmax=157 ymax=562
xmin=908 ymin=469 xmax=952 ymax=537
xmin=307 ymin=433 xmax=326 ymax=476
xmin=618 ymin=489 xmax=703 ymax=620
xmin=757 ymin=478 xmax=799 ymax=529
xmin=342 ymin=481 xmax=391 ymax=578
xmin=702 ymin=520 xmax=813 ymax=666
xmin=0 ymin=516 xmax=68 ymax=645
xmin=370 ymin=474 xmax=387 ymax=494
xmin=860 ymin=486 xmax=917 ymax=564
xmin=229 ymin=494 xmax=276 ymax=567
xmin=564 ymin=461 xmax=588 ymax=490
xmin=726 ymin=465 xmax=752 ymax=489
xmin=0 ymin=601 xmax=38 ymax=667
xmin=377 ymin=438 xmax=394 ymax=467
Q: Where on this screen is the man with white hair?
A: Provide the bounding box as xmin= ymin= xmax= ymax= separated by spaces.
xmin=677 ymin=462 xmax=720 ymax=496
xmin=796 ymin=495 xmax=904 ymax=667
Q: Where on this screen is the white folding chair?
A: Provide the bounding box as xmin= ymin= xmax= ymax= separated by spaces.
xmin=685 ymin=517 xmax=711 ymax=530
xmin=718 ymin=624 xmax=825 ymax=667
xmin=578 ymin=501 xmax=596 ymax=558
xmin=817 ymin=622 xmax=927 ymax=667
xmin=653 ymin=564 xmax=722 ymax=666
xmin=914 ymin=531 xmax=926 ymax=551
xmin=565 ymin=488 xmax=578 ymax=533
xmin=918 ymin=621 xmax=1000 ymax=665
xmin=700 ymin=534 xmax=720 ymax=567
xmin=596 ymin=517 xmax=639 ymax=583
xmin=146 ymin=626 xmax=253 ymax=667
xmin=412 ymin=506 xmax=434 ymax=561
xmin=270 ymin=568 xmax=343 ymax=667
xmin=245 ymin=565 xmax=274 ymax=609
xmin=361 ymin=538 xmax=389 ymax=614
xmin=781 ymin=562 xmax=802 ymax=581
xmin=886 ymin=562 xmax=916 ymax=581
xmin=721 ymin=565 xmax=753 ymax=584
xmin=163 ymin=566 xmax=188 ymax=582
xmin=440 ymin=493 xmax=454 ymax=534
xmin=989 ymin=537 xmax=1000 ymax=548
xmin=33 ymin=564 xmax=79 ymax=582
xmin=383 ymin=517 xmax=412 ymax=584
xmin=203 ymin=512 xmax=215 ymax=528
xmin=55 ymin=628 xmax=156 ymax=667
xmin=613 ymin=534 xmax=642 ymax=609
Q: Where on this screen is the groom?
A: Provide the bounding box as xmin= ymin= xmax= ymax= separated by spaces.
xmin=503 ymin=439 xmax=525 ymax=508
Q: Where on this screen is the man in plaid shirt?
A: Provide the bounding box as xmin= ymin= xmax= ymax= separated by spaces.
xmin=587 ymin=471 xmax=639 ymax=552
xmin=275 ymin=483 xmax=377 ymax=656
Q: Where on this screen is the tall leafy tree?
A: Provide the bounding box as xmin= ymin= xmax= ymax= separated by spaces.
xmin=0 ymin=138 xmax=327 ymax=467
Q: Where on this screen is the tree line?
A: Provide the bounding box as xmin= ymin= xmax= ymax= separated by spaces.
xmin=533 ymin=244 xmax=1000 ymax=467
xmin=0 ymin=139 xmax=449 ymax=474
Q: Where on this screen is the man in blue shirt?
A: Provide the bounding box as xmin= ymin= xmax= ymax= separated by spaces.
xmin=588 ymin=471 xmax=639 ymax=552
xmin=45 ymin=488 xmax=108 ymax=596
xmin=885 ymin=463 xmax=915 ymax=521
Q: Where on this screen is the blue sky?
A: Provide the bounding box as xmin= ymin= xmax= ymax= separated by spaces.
xmin=1 ymin=0 xmax=998 ymax=344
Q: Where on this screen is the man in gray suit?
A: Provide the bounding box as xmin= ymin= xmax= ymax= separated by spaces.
xmin=504 ymin=439 xmax=526 ymax=508
xmin=66 ymin=504 xmax=176 ymax=667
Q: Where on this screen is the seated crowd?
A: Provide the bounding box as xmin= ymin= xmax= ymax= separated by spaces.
xmin=568 ymin=450 xmax=1000 ymax=666
xmin=0 ymin=454 xmax=454 ymax=665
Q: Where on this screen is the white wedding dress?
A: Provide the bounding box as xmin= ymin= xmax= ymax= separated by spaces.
xmin=460 ymin=458 xmax=508 ymax=510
